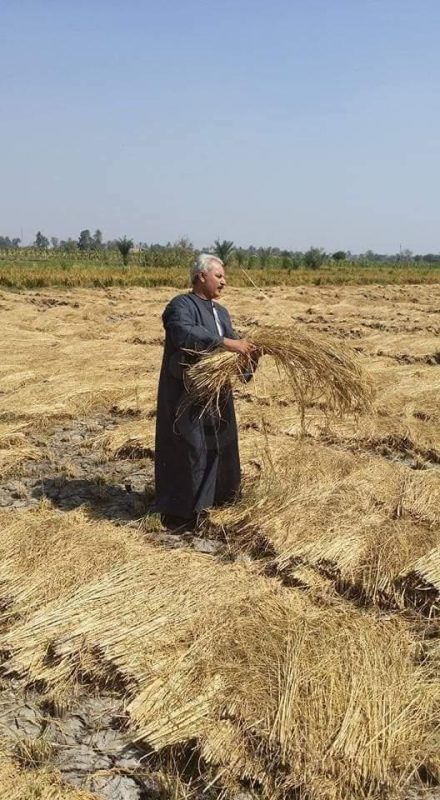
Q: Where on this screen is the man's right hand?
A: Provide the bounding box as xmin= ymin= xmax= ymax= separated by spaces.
xmin=223 ymin=337 xmax=256 ymax=357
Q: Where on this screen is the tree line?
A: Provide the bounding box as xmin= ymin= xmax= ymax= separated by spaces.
xmin=0 ymin=232 xmax=439 ymax=269
xmin=0 ymin=230 xmax=134 ymax=266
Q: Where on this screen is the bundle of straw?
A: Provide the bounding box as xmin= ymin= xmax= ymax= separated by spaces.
xmin=2 ymin=534 xmax=437 ymax=800
xmin=209 ymin=441 xmax=440 ymax=610
xmin=0 ymin=758 xmax=97 ymax=799
xmin=185 ymin=325 xmax=373 ymax=421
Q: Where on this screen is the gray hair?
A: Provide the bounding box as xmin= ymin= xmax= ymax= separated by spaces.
xmin=190 ymin=253 xmax=223 ymax=284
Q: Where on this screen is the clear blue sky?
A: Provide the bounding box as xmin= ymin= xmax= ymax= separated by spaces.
xmin=1 ymin=0 xmax=439 ymax=252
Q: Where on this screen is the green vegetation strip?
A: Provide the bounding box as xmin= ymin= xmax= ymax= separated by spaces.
xmin=1 ymin=266 xmax=440 ymax=289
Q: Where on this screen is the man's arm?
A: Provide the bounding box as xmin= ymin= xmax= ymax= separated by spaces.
xmin=163 ymin=297 xmax=223 ymax=351
xmin=165 ymin=297 xmax=256 ymax=357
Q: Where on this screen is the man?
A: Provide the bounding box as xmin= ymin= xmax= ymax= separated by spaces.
xmin=155 ymin=253 xmax=255 ymax=529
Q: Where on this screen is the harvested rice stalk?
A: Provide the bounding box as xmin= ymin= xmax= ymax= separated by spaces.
xmin=185 ymin=325 xmax=373 ymax=422
xmin=0 ymin=505 xmax=149 ymax=629
xmin=398 ymin=546 xmax=440 ymax=615
xmin=183 ymin=350 xmax=240 ymax=417
xmin=1 ymin=517 xmax=438 ymax=800
xmin=209 ymin=442 xmax=440 ymax=610
xmin=0 ymin=421 xmax=40 ymax=478
xmin=0 ymin=757 xmax=97 ymax=799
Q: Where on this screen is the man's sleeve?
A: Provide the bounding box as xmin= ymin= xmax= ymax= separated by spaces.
xmin=221 ymin=308 xmax=240 ymax=340
xmin=163 ymin=297 xmax=223 ymax=351
xmin=221 ymin=307 xmax=256 ymax=382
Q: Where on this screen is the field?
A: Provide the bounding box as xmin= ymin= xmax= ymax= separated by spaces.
xmin=1 ymin=281 xmax=440 ymax=799
xmin=1 ymin=249 xmax=440 ymax=289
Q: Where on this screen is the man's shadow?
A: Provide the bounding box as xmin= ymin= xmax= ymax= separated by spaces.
xmin=32 ymin=476 xmax=157 ymax=523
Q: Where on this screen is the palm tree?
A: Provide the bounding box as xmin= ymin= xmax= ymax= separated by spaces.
xmin=116 ymin=237 xmax=134 ymax=266
xmin=213 ymin=239 xmax=234 ymax=265
xmin=259 ymin=247 xmax=273 ymax=268
xmin=281 ymin=249 xmax=292 ymax=269
xmin=304 ymin=247 xmax=325 ymax=270
xmin=235 ymin=248 xmax=247 ymax=268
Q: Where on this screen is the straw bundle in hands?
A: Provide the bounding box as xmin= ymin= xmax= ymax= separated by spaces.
xmin=185 ymin=325 xmax=373 ymax=421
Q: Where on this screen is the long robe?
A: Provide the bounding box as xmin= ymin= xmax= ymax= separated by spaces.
xmin=155 ymin=292 xmax=241 ymax=519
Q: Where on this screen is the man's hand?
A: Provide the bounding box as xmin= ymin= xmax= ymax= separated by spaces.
xmin=223 ymin=337 xmax=256 ymax=357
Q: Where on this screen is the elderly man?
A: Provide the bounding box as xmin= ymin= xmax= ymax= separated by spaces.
xmin=155 ymin=253 xmax=255 ymax=529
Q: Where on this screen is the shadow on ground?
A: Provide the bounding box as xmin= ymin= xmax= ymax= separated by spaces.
xmin=32 ymin=476 xmax=156 ymax=522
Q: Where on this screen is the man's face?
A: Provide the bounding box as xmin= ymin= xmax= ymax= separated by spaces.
xmin=198 ymin=263 xmax=226 ymax=300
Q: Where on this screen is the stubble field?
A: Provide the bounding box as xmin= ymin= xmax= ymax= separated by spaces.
xmin=0 ymin=283 xmax=440 ymax=800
